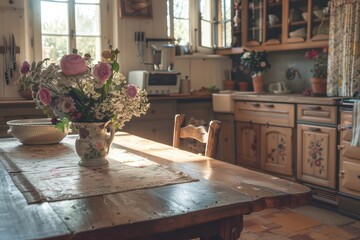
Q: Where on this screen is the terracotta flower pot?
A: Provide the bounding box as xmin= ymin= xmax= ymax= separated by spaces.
xmin=311 ymin=77 xmax=327 ymax=96
xmin=239 ymin=82 xmax=248 ymax=91
xmin=224 ymin=80 xmax=235 ymax=90
xmin=252 ymin=75 xmax=264 ymax=93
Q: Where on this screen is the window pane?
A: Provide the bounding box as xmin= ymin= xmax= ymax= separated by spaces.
xmin=76 ymin=0 xmax=99 ymax=3
xmin=173 ymin=0 xmax=189 ymax=19
xmin=41 ymin=1 xmax=68 ymax=34
xmin=42 ymin=35 xmax=69 ymax=63
xmin=200 ymin=0 xmax=211 ymax=21
xmin=76 ymin=36 xmax=101 ymax=62
xmin=174 ymin=19 xmax=189 ymax=45
xmin=201 ymin=21 xmax=212 ymax=47
xmin=75 ymin=4 xmax=100 ymax=35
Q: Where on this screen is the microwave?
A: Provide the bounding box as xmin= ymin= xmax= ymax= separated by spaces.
xmin=128 ymin=70 xmax=180 ymax=95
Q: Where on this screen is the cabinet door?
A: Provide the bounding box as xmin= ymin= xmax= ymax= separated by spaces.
xmin=260 ymin=125 xmax=293 ymax=176
xmin=243 ymin=0 xmax=265 ymax=47
xmin=339 ymin=144 xmax=360 ymax=198
xmin=264 ymin=0 xmax=283 ymax=46
xmin=215 ymin=114 xmax=235 ymax=164
xmin=236 ymin=122 xmax=261 ymax=168
xmin=297 ymin=124 xmax=336 ymax=189
xmin=284 ymin=0 xmax=329 ymax=44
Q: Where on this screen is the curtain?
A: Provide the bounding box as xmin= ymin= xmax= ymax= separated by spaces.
xmin=327 ymin=0 xmax=360 ymax=97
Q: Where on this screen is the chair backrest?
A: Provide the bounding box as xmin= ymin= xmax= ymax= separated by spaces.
xmin=173 ymin=114 xmax=221 ymax=158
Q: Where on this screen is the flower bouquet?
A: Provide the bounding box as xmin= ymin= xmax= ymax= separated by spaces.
xmin=19 ymin=45 xmax=150 ymax=166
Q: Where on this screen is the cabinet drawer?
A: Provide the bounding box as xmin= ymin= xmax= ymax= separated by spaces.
xmin=297 ymin=104 xmax=337 ymax=125
xmin=235 ymin=101 xmax=295 ymax=127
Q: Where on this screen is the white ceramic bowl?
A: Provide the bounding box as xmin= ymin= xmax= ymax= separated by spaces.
xmin=7 ymin=118 xmax=68 ymax=145
xmin=268 ymin=14 xmax=279 ymax=26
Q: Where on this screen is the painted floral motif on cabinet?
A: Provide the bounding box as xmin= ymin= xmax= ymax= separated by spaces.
xmin=267 ymin=134 xmax=286 ymax=163
xmin=307 ymin=137 xmax=325 ymax=174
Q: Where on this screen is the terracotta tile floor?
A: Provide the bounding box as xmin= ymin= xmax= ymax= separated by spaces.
xmin=240 ymin=205 xmax=360 ymax=240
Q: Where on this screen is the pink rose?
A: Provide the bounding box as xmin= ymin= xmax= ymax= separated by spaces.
xmin=127 ymin=84 xmax=138 ymax=98
xmin=38 ymin=88 xmax=52 ymax=105
xmin=93 ymin=62 xmax=112 ymax=85
xmin=20 ymin=61 xmax=30 ymax=74
xmin=60 ymin=54 xmax=87 ymax=76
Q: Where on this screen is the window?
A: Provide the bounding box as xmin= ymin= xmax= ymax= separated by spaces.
xmin=167 ymin=0 xmax=190 ymax=45
xmin=33 ymin=0 xmax=103 ymax=63
xmin=167 ymin=0 xmax=232 ymax=51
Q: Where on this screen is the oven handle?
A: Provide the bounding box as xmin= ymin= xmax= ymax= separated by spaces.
xmin=338 ymin=125 xmax=352 ymax=130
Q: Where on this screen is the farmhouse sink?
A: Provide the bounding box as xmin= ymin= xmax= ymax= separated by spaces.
xmin=212 ymin=91 xmax=258 ymax=113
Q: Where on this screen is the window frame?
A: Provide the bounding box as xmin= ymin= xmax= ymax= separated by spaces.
xmin=167 ymin=0 xmax=232 ymax=54
xmin=31 ymin=0 xmax=110 ymax=61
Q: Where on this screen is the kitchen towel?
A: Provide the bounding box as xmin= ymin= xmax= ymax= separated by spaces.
xmin=351 ymin=100 xmax=360 ymax=147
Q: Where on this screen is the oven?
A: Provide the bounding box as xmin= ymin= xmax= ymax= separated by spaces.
xmin=338 ymin=97 xmax=360 ymax=219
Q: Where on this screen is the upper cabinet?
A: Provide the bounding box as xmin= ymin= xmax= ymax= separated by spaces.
xmin=217 ymin=0 xmax=330 ymax=54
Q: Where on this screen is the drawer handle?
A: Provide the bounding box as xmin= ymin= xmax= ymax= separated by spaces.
xmin=264 ymin=103 xmax=274 ymax=108
xmin=358 ymin=175 xmax=360 ymax=179
xmin=308 ymin=127 xmax=321 ymax=132
xmin=337 ymin=144 xmax=344 ymax=150
xmin=250 ymin=103 xmax=260 ymax=107
xmin=339 ymin=171 xmax=345 ymax=179
xmin=307 ymin=106 xmax=322 ymax=110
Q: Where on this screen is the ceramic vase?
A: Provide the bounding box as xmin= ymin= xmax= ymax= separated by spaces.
xmin=224 ymin=80 xmax=235 ymax=90
xmin=252 ymin=75 xmax=264 ymax=93
xmin=311 ymin=77 xmax=327 ymax=96
xmin=72 ymin=121 xmax=115 ymax=167
xmin=18 ymin=88 xmax=33 ymax=100
xmin=239 ymin=82 xmax=248 ymax=91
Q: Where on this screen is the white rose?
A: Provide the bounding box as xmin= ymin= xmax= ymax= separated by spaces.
xmin=243 ymin=52 xmax=251 ymax=58
xmin=260 ymin=61 xmax=267 ymax=68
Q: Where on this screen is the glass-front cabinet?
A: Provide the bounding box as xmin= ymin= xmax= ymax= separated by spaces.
xmin=223 ymin=0 xmax=330 ymax=54
xmin=285 ymin=0 xmax=329 ymax=44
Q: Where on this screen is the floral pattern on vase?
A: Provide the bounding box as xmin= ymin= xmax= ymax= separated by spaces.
xmin=307 ymin=138 xmax=325 ymax=174
xmin=73 ymin=121 xmax=115 ymax=167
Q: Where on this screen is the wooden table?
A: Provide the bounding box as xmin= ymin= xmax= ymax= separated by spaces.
xmin=0 ymin=132 xmax=311 ymax=240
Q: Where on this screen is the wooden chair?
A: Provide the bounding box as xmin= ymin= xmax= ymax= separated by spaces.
xmin=173 ymin=114 xmax=221 ymax=158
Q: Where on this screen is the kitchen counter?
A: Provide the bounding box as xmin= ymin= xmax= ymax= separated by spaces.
xmin=232 ymin=93 xmax=344 ymax=105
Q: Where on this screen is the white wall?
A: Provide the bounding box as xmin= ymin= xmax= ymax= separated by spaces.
xmin=0 ymin=1 xmax=26 ymax=99
xmin=112 ymin=0 xmax=232 ymax=91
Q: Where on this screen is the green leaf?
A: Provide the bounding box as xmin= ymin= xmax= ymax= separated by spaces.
xmin=112 ymin=62 xmax=120 ymax=72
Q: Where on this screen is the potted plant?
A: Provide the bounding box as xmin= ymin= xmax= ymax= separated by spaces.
xmin=305 ymin=47 xmax=328 ymax=96
xmin=240 ymin=50 xmax=271 ymax=93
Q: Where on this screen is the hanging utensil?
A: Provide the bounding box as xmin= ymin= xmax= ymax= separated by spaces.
xmin=3 ymin=36 xmax=9 ymax=85
xmin=11 ymin=34 xmax=16 ymax=72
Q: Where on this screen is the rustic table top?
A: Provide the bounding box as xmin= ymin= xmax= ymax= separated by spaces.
xmin=0 ymin=132 xmax=311 ymax=240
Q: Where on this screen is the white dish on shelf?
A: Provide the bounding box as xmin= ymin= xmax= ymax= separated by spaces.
xmin=273 ymin=90 xmax=292 ymax=95
xmin=289 ymin=27 xmax=306 ymax=38
xmin=7 ymin=118 xmax=69 ymax=145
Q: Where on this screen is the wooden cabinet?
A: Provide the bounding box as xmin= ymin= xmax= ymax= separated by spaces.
xmin=236 ymin=121 xmax=260 ymax=168
xmin=296 ymin=104 xmax=337 ymax=189
xmin=222 ymin=0 xmax=330 ymax=54
xmin=123 ymin=99 xmax=213 ymax=147
xmin=235 ymin=101 xmax=294 ymax=176
xmin=261 ymin=125 xmax=293 ymax=175
xmin=122 ymin=100 xmax=177 ymax=146
xmin=297 ymin=124 xmax=336 ymax=189
xmin=215 ymin=113 xmax=236 ymax=164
